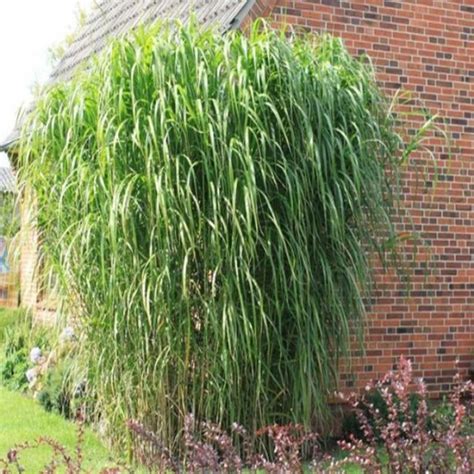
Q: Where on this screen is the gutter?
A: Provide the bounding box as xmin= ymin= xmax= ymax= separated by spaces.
xmin=229 ymin=0 xmax=256 ymax=30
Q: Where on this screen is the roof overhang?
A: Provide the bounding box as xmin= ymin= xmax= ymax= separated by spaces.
xmin=0 ymin=134 xmax=19 ymax=153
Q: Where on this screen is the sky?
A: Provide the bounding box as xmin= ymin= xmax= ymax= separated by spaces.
xmin=0 ymin=0 xmax=94 ymax=167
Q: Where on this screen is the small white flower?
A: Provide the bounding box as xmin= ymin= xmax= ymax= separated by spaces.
xmin=26 ymin=368 xmax=37 ymax=383
xmin=60 ymin=326 xmax=75 ymax=342
xmin=30 ymin=347 xmax=42 ymax=364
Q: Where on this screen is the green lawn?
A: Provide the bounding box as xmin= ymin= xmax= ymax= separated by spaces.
xmin=0 ymin=387 xmax=115 ymax=472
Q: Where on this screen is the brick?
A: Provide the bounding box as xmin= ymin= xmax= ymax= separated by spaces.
xmin=261 ymin=0 xmax=474 ymax=398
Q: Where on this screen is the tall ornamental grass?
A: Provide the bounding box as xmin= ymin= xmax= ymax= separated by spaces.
xmin=19 ymin=21 xmax=411 ymax=449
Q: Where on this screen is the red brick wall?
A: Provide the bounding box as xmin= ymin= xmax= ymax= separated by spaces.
xmin=260 ymin=0 xmax=474 ymax=396
xmin=245 ymin=0 xmax=279 ymax=20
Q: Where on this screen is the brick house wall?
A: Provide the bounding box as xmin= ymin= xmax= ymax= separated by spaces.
xmin=254 ymin=0 xmax=474 ymax=396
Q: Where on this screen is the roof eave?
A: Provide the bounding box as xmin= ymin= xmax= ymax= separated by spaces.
xmin=0 ymin=139 xmax=17 ymax=153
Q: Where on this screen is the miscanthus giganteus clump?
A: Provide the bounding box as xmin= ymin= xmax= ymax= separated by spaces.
xmin=19 ymin=20 xmax=432 ymax=450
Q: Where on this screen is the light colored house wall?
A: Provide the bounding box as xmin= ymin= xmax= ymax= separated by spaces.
xmin=0 ymin=193 xmax=19 ymax=308
xmin=18 ymin=186 xmax=38 ymax=310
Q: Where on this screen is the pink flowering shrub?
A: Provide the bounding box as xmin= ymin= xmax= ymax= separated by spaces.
xmin=330 ymin=356 xmax=473 ymax=473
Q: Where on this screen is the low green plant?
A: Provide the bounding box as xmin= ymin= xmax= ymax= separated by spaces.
xmin=0 ymin=193 xmax=19 ymax=238
xmin=0 ymin=314 xmax=89 ymax=428
xmin=34 ymin=330 xmax=88 ymax=421
xmin=19 ymin=20 xmax=435 ymax=451
xmin=0 ymin=348 xmax=29 ymax=392
xmin=0 ymin=311 xmax=50 ymax=392
xmin=0 ymin=309 xmax=21 ymax=344
xmin=36 ymin=358 xmax=73 ymax=418
xmin=430 ymin=395 xmax=474 ymax=437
